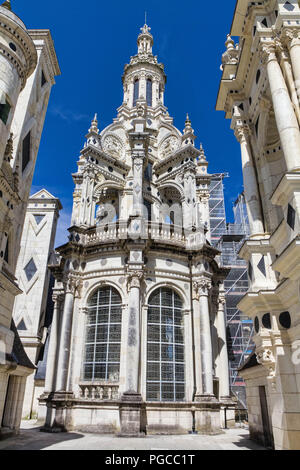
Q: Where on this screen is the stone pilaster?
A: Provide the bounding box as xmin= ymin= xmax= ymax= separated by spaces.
xmin=260 ymin=42 xmax=300 ymax=171
xmin=216 ymin=292 xmax=230 ymax=400
xmin=55 ymin=276 xmax=81 ymax=392
xmin=195 ymin=278 xmax=216 ymax=401
xmin=234 ymin=123 xmax=264 ymax=237
xmin=192 ymin=282 xmax=203 ymax=399
xmin=119 ymin=270 xmax=145 ymax=437
xmin=44 ymin=292 xmax=63 ymax=393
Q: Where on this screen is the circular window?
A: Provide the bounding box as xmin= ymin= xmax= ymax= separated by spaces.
xmin=279 ymin=312 xmax=291 ymax=329
xmin=262 ymin=313 xmax=272 ymax=330
xmin=9 ymin=42 xmax=17 ymax=52
xmin=254 ymin=317 xmax=260 ymax=333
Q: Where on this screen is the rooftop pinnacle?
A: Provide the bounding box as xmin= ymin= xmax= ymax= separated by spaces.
xmin=1 ymin=0 xmax=12 ymax=10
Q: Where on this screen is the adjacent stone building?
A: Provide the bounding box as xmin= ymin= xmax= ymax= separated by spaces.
xmin=0 ymin=1 xmax=60 ymax=436
xmin=217 ymin=0 xmax=300 ymax=451
xmin=13 ymin=189 xmax=62 ymax=420
xmin=39 ymin=23 xmax=234 ymax=436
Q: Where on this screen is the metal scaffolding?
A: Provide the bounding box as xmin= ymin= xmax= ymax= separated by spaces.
xmin=210 ymin=183 xmax=254 ymax=409
xmin=209 ymin=174 xmax=229 ymax=247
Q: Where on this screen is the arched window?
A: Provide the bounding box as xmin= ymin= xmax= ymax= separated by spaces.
xmin=83 ymin=286 xmax=122 ymax=382
xmin=146 ymin=79 xmax=153 ymax=107
xmin=133 ymin=79 xmax=139 ymax=107
xmin=147 ymin=288 xmax=185 ymax=402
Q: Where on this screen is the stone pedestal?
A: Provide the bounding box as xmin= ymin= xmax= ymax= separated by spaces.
xmin=193 ymin=402 xmax=223 ymax=435
xmin=118 ymin=392 xmax=145 ymax=437
xmin=40 ymin=391 xmax=74 ymax=433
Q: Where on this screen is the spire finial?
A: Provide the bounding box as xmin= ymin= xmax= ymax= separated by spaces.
xmin=145 ymin=11 xmax=147 ymax=25
xmin=1 ymin=0 xmax=12 ymax=10
xmin=89 ymin=113 xmax=99 ymax=134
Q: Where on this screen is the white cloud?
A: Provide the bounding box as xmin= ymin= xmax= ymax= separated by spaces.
xmin=50 ymin=105 xmax=90 ymax=123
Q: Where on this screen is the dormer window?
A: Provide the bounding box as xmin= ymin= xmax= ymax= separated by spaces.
xmin=146 ymin=79 xmax=153 ymax=107
xmin=133 ymin=79 xmax=139 ymax=107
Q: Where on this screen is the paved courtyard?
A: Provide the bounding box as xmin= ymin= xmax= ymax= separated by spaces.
xmin=0 ymin=421 xmax=265 ymax=451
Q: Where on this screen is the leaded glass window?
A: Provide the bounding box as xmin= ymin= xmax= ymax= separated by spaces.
xmin=133 ymin=79 xmax=139 ymax=107
xmin=147 ymin=288 xmax=185 ymax=402
xmin=146 ymin=79 xmax=153 ymax=107
xmin=83 ymin=286 xmax=122 ymax=382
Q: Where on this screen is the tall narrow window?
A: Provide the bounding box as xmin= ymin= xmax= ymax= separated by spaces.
xmin=0 ymin=100 xmax=11 ymax=125
xmin=146 ymin=79 xmax=153 ymax=107
xmin=147 ymin=288 xmax=185 ymax=402
xmin=41 ymin=70 xmax=47 ymax=87
xmin=22 ymin=131 xmax=31 ymax=172
xmin=133 ymin=79 xmax=139 ymax=107
xmin=83 ymin=286 xmax=122 ymax=382
xmin=4 ymin=239 xmax=9 ymax=263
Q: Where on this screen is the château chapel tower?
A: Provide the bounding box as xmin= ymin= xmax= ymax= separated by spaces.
xmin=41 ymin=24 xmax=232 ymax=436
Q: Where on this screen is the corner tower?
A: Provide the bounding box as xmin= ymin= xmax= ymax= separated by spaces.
xmin=0 ymin=1 xmax=37 ymax=165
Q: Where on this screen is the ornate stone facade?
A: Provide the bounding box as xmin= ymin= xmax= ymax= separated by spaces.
xmin=39 ymin=23 xmax=233 ymax=436
xmin=0 ymin=1 xmax=60 ymax=436
xmin=12 ymin=190 xmax=62 ymax=420
xmin=217 ymin=0 xmax=300 ymax=451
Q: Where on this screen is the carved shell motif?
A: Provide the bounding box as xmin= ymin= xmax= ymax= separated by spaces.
xmin=102 ymin=135 xmax=125 ymax=160
xmin=159 ymin=135 xmax=180 ymax=159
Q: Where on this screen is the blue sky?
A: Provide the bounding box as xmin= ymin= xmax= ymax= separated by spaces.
xmin=14 ymin=0 xmax=243 ymax=246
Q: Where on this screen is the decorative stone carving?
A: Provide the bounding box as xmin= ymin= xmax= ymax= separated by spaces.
xmin=221 ymin=35 xmax=239 ymax=67
xmin=159 ymin=135 xmax=180 ymax=158
xmin=193 ymin=279 xmax=212 ymax=298
xmin=257 ymin=348 xmax=276 ymax=378
xmin=127 ymin=271 xmax=144 ymax=290
xmin=103 ymin=135 xmax=125 ymax=159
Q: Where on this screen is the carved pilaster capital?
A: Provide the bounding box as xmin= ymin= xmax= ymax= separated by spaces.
xmin=193 ymin=278 xmax=212 ymax=298
xmin=234 ymin=124 xmax=251 ymax=143
xmin=52 ymin=292 xmax=64 ymax=304
xmin=127 ymin=271 xmax=144 ymax=290
xmin=259 ymin=42 xmax=277 ymax=64
xmin=281 ymin=28 xmax=300 ymax=49
xmin=64 ymin=275 xmax=83 ymax=298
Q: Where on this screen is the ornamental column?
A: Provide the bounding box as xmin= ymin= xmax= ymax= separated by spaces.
xmin=234 ymin=124 xmax=264 ymax=237
xmin=216 ymin=291 xmax=230 ymax=400
xmin=192 ymin=282 xmax=203 ymax=399
xmin=124 ymin=271 xmax=143 ymax=394
xmin=282 ymin=29 xmax=300 ymax=102
xmin=260 ymin=42 xmax=300 ymax=171
xmin=44 ymin=292 xmax=63 ymax=393
xmin=119 ymin=270 xmax=144 ymax=437
xmin=198 ymin=278 xmax=215 ymax=400
xmin=55 ymin=276 xmax=80 ymax=392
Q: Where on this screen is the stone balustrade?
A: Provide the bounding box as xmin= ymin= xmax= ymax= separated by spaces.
xmin=78 ymin=383 xmax=120 ymax=401
xmin=84 ymin=222 xmax=188 ymax=246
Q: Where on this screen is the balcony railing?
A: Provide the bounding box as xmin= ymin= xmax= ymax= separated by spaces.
xmin=78 ymin=383 xmax=120 ymax=401
xmin=81 ymin=221 xmax=205 ymax=249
